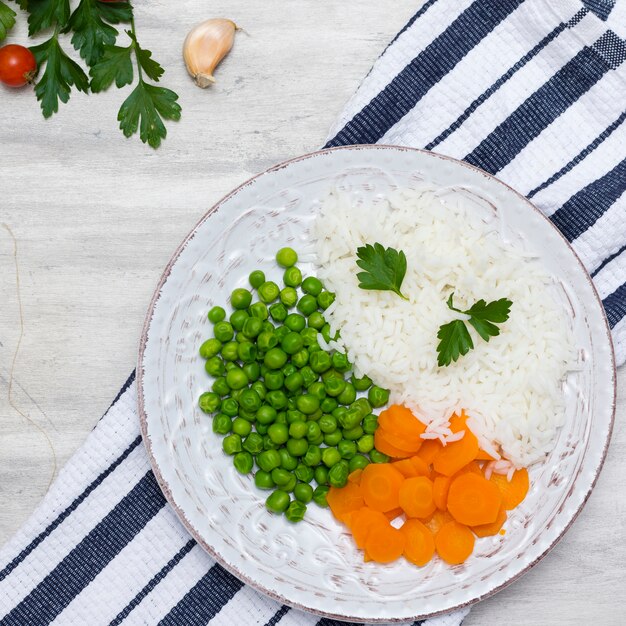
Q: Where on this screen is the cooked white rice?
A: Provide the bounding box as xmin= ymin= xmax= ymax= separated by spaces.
xmin=313 ymin=186 xmax=576 ymax=468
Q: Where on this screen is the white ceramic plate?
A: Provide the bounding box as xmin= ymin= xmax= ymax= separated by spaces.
xmin=138 ymin=146 xmax=615 ymax=623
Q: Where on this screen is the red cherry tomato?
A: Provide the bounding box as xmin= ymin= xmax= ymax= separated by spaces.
xmin=0 ymin=45 xmax=37 ymax=88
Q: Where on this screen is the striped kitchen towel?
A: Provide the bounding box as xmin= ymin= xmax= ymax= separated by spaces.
xmin=1 ymin=0 xmax=624 ymax=624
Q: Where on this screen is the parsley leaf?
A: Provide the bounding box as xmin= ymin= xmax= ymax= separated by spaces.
xmin=89 ymin=43 xmax=133 ymax=91
xmin=30 ymin=36 xmax=89 ymax=117
xmin=118 ymin=81 xmax=181 ymax=149
xmin=15 ymin=0 xmax=28 ymax=9
xmin=65 ymin=0 xmax=131 ymax=67
xmin=127 ymin=29 xmax=163 ymax=81
xmin=0 ymin=1 xmax=16 ymax=41
xmin=356 ymin=243 xmax=408 ymax=300
xmin=436 ymin=293 xmax=513 ymax=366
xmin=27 ymin=0 xmax=70 ymax=36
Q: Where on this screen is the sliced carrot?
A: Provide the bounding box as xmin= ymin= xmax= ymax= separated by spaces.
xmin=416 ymin=438 xmax=442 ymax=465
xmin=364 ymin=522 xmax=405 ymax=563
xmin=384 ymin=506 xmax=404 ymax=521
xmin=409 ymin=455 xmax=430 ymax=477
xmin=472 ymin=506 xmax=507 ymax=537
xmin=398 ymin=476 xmax=436 ymax=519
xmin=433 ymin=429 xmax=479 ymax=476
xmin=392 ymin=458 xmax=421 ymax=478
xmin=379 ymin=426 xmax=422 ymax=453
xmin=433 ymin=475 xmax=452 ymax=511
xmin=447 ymin=472 xmax=502 ymax=526
xmin=401 ymin=519 xmax=435 ymax=567
xmin=475 ymin=448 xmax=496 ymax=461
xmin=378 ymin=404 xmax=426 ymax=439
xmin=374 ymin=429 xmax=413 ymax=459
xmin=452 ymin=460 xmax=482 ymax=477
xmin=326 ymin=481 xmax=365 ymax=523
xmin=488 ymin=468 xmax=529 ymax=510
xmin=348 ymin=469 xmax=363 ymax=485
xmin=426 ymin=510 xmax=454 ymax=535
xmin=360 ymin=463 xmax=405 ymax=512
xmin=448 ymin=412 xmax=467 ymax=433
xmin=435 ymin=521 xmax=475 ymax=565
xmin=350 ymin=507 xmax=389 ymax=549
xmin=419 ymin=510 xmax=436 ymax=524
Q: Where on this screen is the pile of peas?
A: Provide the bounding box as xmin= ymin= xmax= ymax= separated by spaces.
xmin=198 ymin=247 xmax=391 ymax=523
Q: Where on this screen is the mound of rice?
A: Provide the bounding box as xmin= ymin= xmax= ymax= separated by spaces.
xmin=313 ymin=186 xmax=576 ymax=468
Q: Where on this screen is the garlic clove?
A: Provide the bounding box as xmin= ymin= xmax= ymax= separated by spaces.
xmin=183 ymin=18 xmax=238 ymax=88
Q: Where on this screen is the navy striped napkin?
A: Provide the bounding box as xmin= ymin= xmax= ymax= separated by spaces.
xmin=1 ymin=1 xmax=624 ymax=624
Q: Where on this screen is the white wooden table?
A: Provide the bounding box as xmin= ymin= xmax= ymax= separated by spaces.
xmin=1 ymin=2 xmax=624 ymax=624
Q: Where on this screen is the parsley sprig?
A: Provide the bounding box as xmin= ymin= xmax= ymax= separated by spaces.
xmin=356 ymin=243 xmax=408 ymax=300
xmin=436 ymin=293 xmax=512 ymax=367
xmin=10 ymin=0 xmax=180 ymax=148
xmin=0 ymin=1 xmax=17 ymax=41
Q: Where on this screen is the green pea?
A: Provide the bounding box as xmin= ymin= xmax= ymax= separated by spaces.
xmin=331 ymin=352 xmax=351 ymax=373
xmin=242 ymin=317 xmax=263 ymax=339
xmin=293 ymin=482 xmax=314 ymax=504
xmin=314 ymin=466 xmax=329 ymax=486
xmin=232 ymin=417 xmax=252 ymax=437
xmin=284 ymin=313 xmax=306 ymax=332
xmin=276 ymin=247 xmax=298 ymax=268
xmin=337 ymin=407 xmax=360 ymax=430
xmin=284 ymin=371 xmax=304 ymax=393
xmin=357 ymin=434 xmax=375 ymax=453
xmin=312 ymin=485 xmax=329 ymax=507
xmin=296 ymin=394 xmax=319 ymax=415
xmin=266 ymin=390 xmax=288 ymax=410
xmin=249 ymin=302 xmax=268 ymax=320
xmin=308 ymin=343 xmax=321 ymax=354
xmin=242 ymin=363 xmax=259 ymax=384
xmin=222 ymin=433 xmax=242 ymax=455
xmin=369 ymin=449 xmax=390 ymax=464
xmin=328 ymin=460 xmax=349 ymax=488
xmin=264 ymin=348 xmax=288 ymax=370
xmin=278 ymin=448 xmax=298 ymax=471
xmin=301 ymin=276 xmax=323 ymax=297
xmin=320 ymin=397 xmax=338 ymax=413
xmin=310 ymin=351 xmax=331 ymax=373
xmin=249 ymin=270 xmax=265 ymax=289
xmin=300 ymin=366 xmax=317 ymax=387
xmin=254 ymin=470 xmax=274 ymax=490
xmin=285 ymin=500 xmax=306 ymax=522
xmin=318 ymin=414 xmax=337 ymax=434
xmin=305 ymin=445 xmax=322 ymax=467
xmin=283 ymin=473 xmax=297 ymax=492
xmin=266 ymin=490 xmax=290 ymax=513
xmin=337 ymin=382 xmax=356 ymax=405
xmin=255 ymin=331 xmax=276 ymax=353
xmin=351 ymin=398 xmax=373 ymax=419
xmin=230 ymin=288 xmax=251 ymax=310
xmin=250 ymin=380 xmax=266 ymax=400
xmin=204 ymin=356 xmax=225 ymax=377
xmin=242 ymin=432 xmax=263 ymax=455
xmin=239 ymin=409 xmax=256 ymax=422
xmin=349 ymin=454 xmax=369 ymax=472
xmin=212 ymin=376 xmax=230 ymax=396
xmin=368 ymin=385 xmax=390 ymax=408
xmin=233 ymin=451 xmax=253 ymax=474
xmin=199 ymin=338 xmax=222 ymax=359
xmin=226 ymin=367 xmax=248 ymax=390
xmin=280 ymin=287 xmax=298 ymax=308
xmin=208 ymin=306 xmax=226 ymax=323
xmin=291 ymin=349 xmax=309 ymax=368
xmin=271 ymin=467 xmax=292 ymax=486
xmin=343 ymin=425 xmax=364 ymax=441
xmin=275 ymin=411 xmax=287 ymax=424
xmin=306 ymin=422 xmax=322 ymax=443
xmin=286 ymin=438 xmax=308 ymax=457
xmin=279 ymin=332 xmax=302 ymax=356
xmin=307 ymin=382 xmax=326 ymax=402
xmin=322 ymin=447 xmax=341 ymax=468
xmin=317 ymin=291 xmax=335 ymax=310
xmin=286 ymin=409 xmax=305 ymax=424
xmin=258 ymin=449 xmax=281 ymax=472
xmin=321 ymin=324 xmax=332 ymax=343
xmin=198 ymin=392 xmax=220 ymax=414
xmin=289 ymin=421 xmax=308 ymax=439
xmin=212 ymin=413 xmax=232 ymax=434
xmin=362 ymin=414 xmax=378 ymax=434
xmin=220 ymin=341 xmax=238 ymax=362
xmin=323 ymin=430 xmax=342 ymax=446
xmin=332 ymin=406 xmax=347 ymax=420
xmin=307 ymin=311 xmax=325 ymax=330
xmin=213 ymin=321 xmax=234 ymax=343
xmin=351 ymin=373 xmax=372 ymax=391
xmin=324 ymin=377 xmax=346 ymax=397
xmin=294 ymin=464 xmax=314 ymax=484
xmin=256 ymin=405 xmax=277 ymax=425
xmin=237 ymin=389 xmax=260 ymax=414
xmin=258 ymin=281 xmax=280 ymax=303
xmin=283 ymin=266 xmax=302 ymax=288
xmin=274 ymin=325 xmax=290 ymax=342
xmin=221 ymin=397 xmax=239 ymax=417
xmin=338 ymin=439 xmax=357 ymax=459
xmin=262 ymin=433 xmax=277 ymax=449
xmin=297 ymin=295 xmax=317 ymax=316
xmin=267 ymin=422 xmax=288 ymax=444
xmin=269 ymin=302 xmax=288 ymax=322
xmin=235 ymin=341 xmax=255 ymax=363
xmin=264 ymin=371 xmax=284 ymax=391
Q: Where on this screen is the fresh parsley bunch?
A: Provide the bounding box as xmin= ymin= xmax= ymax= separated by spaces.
xmin=0 ymin=0 xmax=180 ymax=148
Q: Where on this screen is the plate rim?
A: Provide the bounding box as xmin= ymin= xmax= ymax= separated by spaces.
xmin=137 ymin=144 xmax=616 ymax=623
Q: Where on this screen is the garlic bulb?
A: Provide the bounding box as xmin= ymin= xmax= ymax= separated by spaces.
xmin=183 ymin=18 xmax=238 ymax=88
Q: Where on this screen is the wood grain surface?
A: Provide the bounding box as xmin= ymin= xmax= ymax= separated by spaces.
xmin=0 ymin=2 xmax=623 ymax=624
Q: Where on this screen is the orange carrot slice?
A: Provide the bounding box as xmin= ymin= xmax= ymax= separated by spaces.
xmin=398 ymin=476 xmax=436 ymax=519
xmin=392 ymin=458 xmax=421 ymax=478
xmin=452 ymin=460 xmax=482 ymax=477
xmin=475 ymin=448 xmax=496 ymax=461
xmin=360 ymin=463 xmax=405 ymax=512
xmin=433 ymin=429 xmax=479 ymax=476
xmin=409 ymin=455 xmax=430 ymax=477
xmin=447 ymin=473 xmax=502 ymax=526
xmin=433 ymin=475 xmax=452 ymax=511
xmin=327 ymin=481 xmax=365 ymax=523
xmin=350 ymin=507 xmax=388 ymax=548
xmin=416 ymin=439 xmax=442 ymax=465
xmin=401 ymin=519 xmax=435 ymax=567
xmin=378 ymin=405 xmax=426 ymax=440
xmin=472 ymin=506 xmax=507 ymax=537
xmin=488 ymin=468 xmax=529 ymax=510
xmin=384 ymin=506 xmax=404 ymax=521
xmin=374 ymin=429 xmax=413 ymax=459
xmin=426 ymin=510 xmax=454 ymax=535
xmin=379 ymin=426 xmax=422 ymax=453
xmin=435 ymin=521 xmax=475 ymax=565
xmin=365 ymin=522 xmax=405 ymax=563
xmin=348 ymin=469 xmax=363 ymax=485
